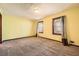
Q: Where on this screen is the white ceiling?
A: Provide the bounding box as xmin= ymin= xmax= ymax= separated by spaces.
xmin=0 ymin=3 xmax=76 ymax=20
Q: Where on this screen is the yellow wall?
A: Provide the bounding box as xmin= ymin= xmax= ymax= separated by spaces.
xmin=38 ymin=6 xmax=79 ymax=46
xmin=2 ymin=14 xmax=37 ymax=41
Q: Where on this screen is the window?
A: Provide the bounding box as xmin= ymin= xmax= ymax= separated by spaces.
xmin=37 ymin=21 xmax=43 ymax=33
xmin=53 ymin=16 xmax=65 ymax=35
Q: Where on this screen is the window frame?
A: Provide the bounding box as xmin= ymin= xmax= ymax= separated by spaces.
xmin=37 ymin=21 xmax=43 ymax=33
xmin=52 ymin=16 xmax=65 ymax=35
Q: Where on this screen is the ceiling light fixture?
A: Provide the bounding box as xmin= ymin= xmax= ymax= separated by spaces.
xmin=34 ymin=9 xmax=39 ymax=13
xmin=33 ymin=7 xmax=40 ymax=13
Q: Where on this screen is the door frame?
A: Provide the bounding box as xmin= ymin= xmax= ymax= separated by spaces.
xmin=0 ymin=13 xmax=2 ymax=43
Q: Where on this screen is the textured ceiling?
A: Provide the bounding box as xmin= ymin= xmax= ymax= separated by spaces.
xmin=0 ymin=3 xmax=76 ymax=20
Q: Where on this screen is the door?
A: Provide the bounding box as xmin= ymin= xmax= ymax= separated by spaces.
xmin=0 ymin=13 xmax=2 ymax=43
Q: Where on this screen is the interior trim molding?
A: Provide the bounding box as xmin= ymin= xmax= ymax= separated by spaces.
xmin=0 ymin=13 xmax=2 ymax=44
xmin=3 ymin=35 xmax=36 ymax=42
xmin=2 ymin=35 xmax=79 ymax=47
xmin=69 ymin=44 xmax=79 ymax=47
xmin=38 ymin=36 xmax=79 ymax=47
xmin=37 ymin=36 xmax=61 ymax=43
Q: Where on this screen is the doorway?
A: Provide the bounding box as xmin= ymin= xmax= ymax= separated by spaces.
xmin=0 ymin=13 xmax=2 ymax=43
